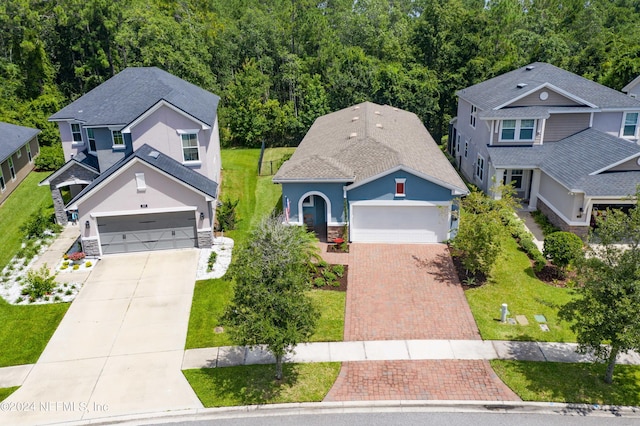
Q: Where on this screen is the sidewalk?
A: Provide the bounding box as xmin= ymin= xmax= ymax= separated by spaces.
xmin=180 ymin=340 xmax=640 ymax=370
xmin=31 ymin=225 xmax=80 ymax=273
xmin=516 ymin=209 xmax=545 ymax=251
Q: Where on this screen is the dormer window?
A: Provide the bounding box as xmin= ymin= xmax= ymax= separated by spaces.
xmin=470 ymin=105 xmax=477 ymax=128
xmin=622 ymin=112 xmax=639 ymax=139
xmin=395 ymin=178 xmax=406 ymax=197
xmin=500 ymin=119 xmax=535 ymax=142
xmin=71 ymin=123 xmax=83 ymax=143
xmin=112 ymin=130 xmax=125 ymax=148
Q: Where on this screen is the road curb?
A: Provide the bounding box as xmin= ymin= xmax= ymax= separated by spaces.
xmin=67 ymin=400 xmax=640 ymax=425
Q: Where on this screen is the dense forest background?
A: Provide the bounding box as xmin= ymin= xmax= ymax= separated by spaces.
xmin=2 ymin=0 xmax=640 ymax=158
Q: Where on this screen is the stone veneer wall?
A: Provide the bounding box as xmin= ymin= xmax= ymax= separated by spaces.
xmin=197 ymin=229 xmax=213 ymax=248
xmin=82 ymin=238 xmax=100 ymax=257
xmin=49 ymin=164 xmax=99 ymax=225
xmin=536 ymin=199 xmax=589 ymax=240
xmin=327 ymin=226 xmax=345 ymax=242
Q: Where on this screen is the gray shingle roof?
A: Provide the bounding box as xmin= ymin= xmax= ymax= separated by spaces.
xmin=478 ymin=106 xmax=551 ymax=120
xmin=488 ymin=129 xmax=640 ymax=197
xmin=458 ymin=62 xmax=640 ymax=111
xmin=0 ymin=122 xmax=39 ymax=163
xmin=67 ymin=144 xmax=217 ymax=208
xmin=49 ymin=68 xmax=220 ymax=128
xmin=274 ymin=102 xmax=467 ymax=193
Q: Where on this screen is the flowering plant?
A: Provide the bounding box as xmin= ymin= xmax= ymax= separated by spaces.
xmin=68 ymin=252 xmax=86 ymax=262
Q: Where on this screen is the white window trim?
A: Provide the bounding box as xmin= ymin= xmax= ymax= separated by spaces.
xmin=135 ymin=173 xmax=146 ymax=192
xmin=0 ymin=167 xmax=5 ymax=192
xmin=302 ymin=195 xmax=314 ymax=207
xmin=8 ymin=157 xmax=15 ymax=181
xmin=499 ymin=119 xmax=536 ymax=142
xmin=475 ymin=155 xmax=485 ymax=182
xmin=111 ymin=130 xmax=125 ymax=149
xmin=70 ymin=123 xmax=84 ymax=145
xmin=26 ymin=144 xmax=32 ymax=162
xmin=395 ymin=178 xmax=406 ymax=197
xmin=180 ymin=131 xmax=201 ymax=163
xmin=620 ymin=112 xmax=639 ymax=139
xmin=470 ymin=105 xmax=477 ymax=128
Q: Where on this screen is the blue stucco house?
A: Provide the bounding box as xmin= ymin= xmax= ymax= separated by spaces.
xmin=273 ymin=102 xmax=468 ymax=243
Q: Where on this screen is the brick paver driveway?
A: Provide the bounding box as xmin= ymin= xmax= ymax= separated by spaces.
xmin=326 ymin=243 xmax=519 ymax=402
xmin=344 ymin=243 xmax=480 ymax=341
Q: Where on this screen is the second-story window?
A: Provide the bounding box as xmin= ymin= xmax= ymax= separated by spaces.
xmin=181 ymin=133 xmax=199 ymax=162
xmin=470 ymin=105 xmax=477 ymax=128
xmin=71 ymin=123 xmax=83 ymax=143
xmin=87 ymin=128 xmax=97 ymax=152
xmin=622 ymin=112 xmax=639 ymax=138
xmin=500 ymin=119 xmax=535 ymax=142
xmin=112 ymin=130 xmax=124 ymax=148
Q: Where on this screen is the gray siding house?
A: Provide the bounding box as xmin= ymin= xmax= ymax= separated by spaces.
xmin=274 ymin=102 xmax=468 ymax=243
xmin=0 ymin=122 xmax=40 ymax=205
xmin=41 ymin=67 xmax=221 ymax=256
xmin=450 ymin=63 xmax=640 ymax=236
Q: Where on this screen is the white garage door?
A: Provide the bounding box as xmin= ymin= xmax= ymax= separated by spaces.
xmin=350 ymin=204 xmax=449 ymax=243
xmin=98 ymin=211 xmax=196 ymax=254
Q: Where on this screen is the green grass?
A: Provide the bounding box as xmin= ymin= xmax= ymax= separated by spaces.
xmin=0 ymin=299 xmax=69 ymax=367
xmin=492 ymin=360 xmax=640 ymax=406
xmin=465 ymin=236 xmax=575 ymax=342
xmin=183 ymin=362 xmax=340 ymax=407
xmin=0 ymin=386 xmax=19 ymax=402
xmin=309 ymin=290 xmax=346 ymax=342
xmin=186 ymin=281 xmax=346 ymax=348
xmin=0 ymin=171 xmax=53 ymax=271
xmin=186 ymin=278 xmax=234 ymax=348
xmin=0 ymin=171 xmax=70 ymax=367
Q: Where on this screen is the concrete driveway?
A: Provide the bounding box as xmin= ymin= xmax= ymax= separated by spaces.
xmin=1 ymin=249 xmax=202 ymax=425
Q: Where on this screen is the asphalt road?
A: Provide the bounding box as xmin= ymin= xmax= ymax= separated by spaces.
xmin=151 ymin=412 xmax=640 ymax=426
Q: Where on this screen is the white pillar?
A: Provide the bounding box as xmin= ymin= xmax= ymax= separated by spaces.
xmin=493 ymin=168 xmax=505 ymax=200
xmin=528 ymin=169 xmax=541 ymax=210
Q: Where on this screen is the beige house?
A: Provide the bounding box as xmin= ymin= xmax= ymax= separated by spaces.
xmin=450 ymin=63 xmax=640 ymax=236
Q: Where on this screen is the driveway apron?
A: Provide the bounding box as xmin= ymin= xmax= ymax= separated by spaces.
xmin=0 ymin=250 xmax=202 ymax=425
xmin=328 ymin=244 xmax=518 ymax=402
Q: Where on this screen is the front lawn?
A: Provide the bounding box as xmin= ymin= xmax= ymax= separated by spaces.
xmin=0 ymin=171 xmax=53 ymax=271
xmin=465 ymin=235 xmax=575 ymax=342
xmin=491 ymin=360 xmax=640 ymax=406
xmin=185 ymin=277 xmax=345 ymax=349
xmin=183 ymin=362 xmax=340 ymax=407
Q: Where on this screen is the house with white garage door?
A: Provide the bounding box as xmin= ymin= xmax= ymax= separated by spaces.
xmin=273 ymin=102 xmax=468 ymax=243
xmin=41 ymin=67 xmax=221 ymax=256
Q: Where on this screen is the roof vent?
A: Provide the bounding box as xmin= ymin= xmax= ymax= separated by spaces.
xmin=376 ymin=123 xmax=383 ymax=129
xmin=374 ymin=111 xmax=381 ymax=115
xmin=393 ymin=107 xmax=398 ymax=111
xmin=349 ymin=132 xmax=357 ymax=139
xmin=352 ymin=116 xmax=359 ymax=122
xmin=517 ymin=83 xmax=528 ymax=89
xmin=149 ymin=150 xmax=160 ymax=159
xmin=525 ymin=65 xmax=535 ymax=71
xmin=353 ymin=106 xmax=360 ymax=110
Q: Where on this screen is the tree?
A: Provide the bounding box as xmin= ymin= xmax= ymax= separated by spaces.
xmin=559 ymin=198 xmax=640 ymax=384
xmin=223 ymin=216 xmax=319 ymax=380
xmin=451 ymin=185 xmax=518 ymax=278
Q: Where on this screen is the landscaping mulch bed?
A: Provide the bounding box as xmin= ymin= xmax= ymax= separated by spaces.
xmin=310 ymin=264 xmax=348 ymax=292
xmin=450 ymin=255 xmax=487 ymax=290
xmin=531 ymin=261 xmax=576 ymax=287
xmin=326 ymin=244 xmax=349 ymax=253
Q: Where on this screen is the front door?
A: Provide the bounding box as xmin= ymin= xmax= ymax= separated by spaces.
xmin=503 ymin=169 xmax=529 ymax=200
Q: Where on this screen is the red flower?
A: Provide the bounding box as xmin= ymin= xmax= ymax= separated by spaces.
xmin=68 ymin=252 xmax=86 ymax=261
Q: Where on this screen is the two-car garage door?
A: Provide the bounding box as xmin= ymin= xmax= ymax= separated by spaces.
xmin=350 ymin=204 xmax=449 ymax=243
xmin=98 ymin=211 xmax=196 ymax=254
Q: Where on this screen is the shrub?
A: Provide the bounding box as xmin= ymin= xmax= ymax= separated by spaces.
xmin=532 ymin=210 xmax=560 ymax=236
xmin=207 ymin=252 xmax=217 ymax=272
xmin=73 ymin=264 xmax=79 ymax=270
xmin=15 ymin=296 xmax=24 ymax=304
xmin=543 ymin=231 xmax=584 ymax=271
xmin=330 ymin=280 xmax=340 ymax=287
xmin=20 ymin=210 xmax=55 ymax=239
xmin=321 ymin=269 xmax=337 ymax=282
xmin=54 ymin=295 xmax=61 ymax=302
xmin=35 ymin=145 xmax=65 ymax=171
xmin=23 ymin=265 xmax=57 ymax=299
xmin=68 ymin=251 xmax=86 ymax=262
xmin=331 ymin=264 xmax=345 ymax=277
xmin=85 ymin=261 xmax=92 ymax=268
xmin=215 ymin=198 xmax=239 ymax=231
xmin=313 ymin=277 xmax=326 ymax=287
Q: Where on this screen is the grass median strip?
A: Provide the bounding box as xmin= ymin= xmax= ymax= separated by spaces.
xmin=491 ymin=360 xmax=640 ymax=406
xmin=0 ymin=386 xmax=19 ymax=402
xmin=183 ymin=362 xmax=340 ymax=407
